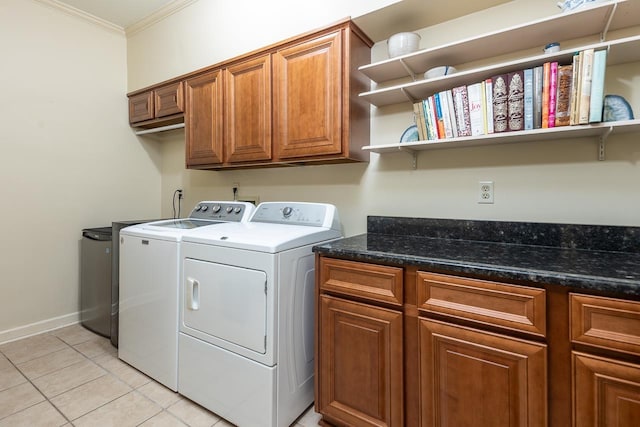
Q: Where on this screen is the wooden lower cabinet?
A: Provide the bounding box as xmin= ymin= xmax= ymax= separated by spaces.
xmin=419 ymin=319 xmax=548 ymax=427
xmin=317 ymin=295 xmax=403 ymax=427
xmin=315 ymin=257 xmax=640 ymax=427
xmin=573 ymin=352 xmax=640 ymax=427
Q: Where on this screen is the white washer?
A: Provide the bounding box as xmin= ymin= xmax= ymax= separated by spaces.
xmin=178 ymin=202 xmax=342 ymax=427
xmin=118 ymin=201 xmax=254 ymax=391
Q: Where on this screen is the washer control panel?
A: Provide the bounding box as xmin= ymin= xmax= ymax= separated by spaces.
xmin=190 ymin=201 xmax=254 ymax=222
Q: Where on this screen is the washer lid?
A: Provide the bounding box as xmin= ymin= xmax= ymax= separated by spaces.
xmin=182 ymin=222 xmax=342 ymax=253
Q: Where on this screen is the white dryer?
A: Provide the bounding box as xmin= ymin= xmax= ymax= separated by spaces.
xmin=118 ymin=201 xmax=254 ymax=391
xmin=178 ymin=202 xmax=342 ymax=427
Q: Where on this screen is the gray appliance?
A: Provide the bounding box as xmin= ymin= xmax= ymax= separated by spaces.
xmin=81 ymin=220 xmax=161 ymax=347
xmin=80 ymin=227 xmax=113 ymax=337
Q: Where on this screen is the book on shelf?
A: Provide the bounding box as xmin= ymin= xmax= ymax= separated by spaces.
xmin=492 ymin=74 xmax=508 ymax=133
xmin=424 ymin=95 xmax=438 ymax=140
xmin=548 ymin=62 xmax=558 ymax=128
xmin=484 ymin=78 xmax=494 ymax=134
xmin=433 ymin=93 xmax=446 ymax=138
xmin=507 ymin=70 xmax=524 ymax=132
xmin=422 ymin=99 xmax=434 ymax=140
xmin=570 ymin=51 xmax=582 ymax=125
xmin=452 ymin=85 xmax=472 ymax=137
xmin=533 ymin=66 xmax=543 ymax=129
xmin=445 ymin=90 xmax=459 ymax=137
xmin=589 ymin=49 xmax=607 ymax=123
xmin=542 ymin=62 xmax=551 ymax=128
xmin=578 ymin=48 xmax=595 ymax=124
xmin=413 ymin=101 xmax=426 ymax=140
xmin=555 ymin=64 xmax=573 ymax=127
xmin=467 ymin=82 xmax=485 ymax=136
xmin=439 ymin=91 xmax=454 ymax=139
xmin=523 ymin=69 xmax=533 ymax=130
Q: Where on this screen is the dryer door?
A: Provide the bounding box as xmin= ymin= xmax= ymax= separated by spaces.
xmin=183 ymin=259 xmax=267 ymax=354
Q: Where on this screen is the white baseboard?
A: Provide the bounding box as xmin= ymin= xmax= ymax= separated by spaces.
xmin=0 ymin=312 xmax=80 ymax=345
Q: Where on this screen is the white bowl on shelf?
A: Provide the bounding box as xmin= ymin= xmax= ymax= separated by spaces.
xmin=424 ymin=65 xmax=457 ymax=79
xmin=387 ymin=32 xmax=421 ymax=58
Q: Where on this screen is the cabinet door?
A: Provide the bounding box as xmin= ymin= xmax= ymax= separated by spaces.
xmin=317 ymin=295 xmax=403 ymax=427
xmin=420 ymin=319 xmax=547 ymax=427
xmin=573 ymin=352 xmax=640 ymax=427
xmin=129 ymin=91 xmax=154 ymax=124
xmin=224 ymin=54 xmax=272 ymax=163
xmin=185 ymin=70 xmax=224 ymax=166
xmin=273 ymin=30 xmax=342 ymax=160
xmin=154 ymin=82 xmax=184 ymax=118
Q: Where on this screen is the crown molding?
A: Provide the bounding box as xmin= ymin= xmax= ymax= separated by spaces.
xmin=32 ymin=0 xmax=125 ymax=35
xmin=125 ymin=0 xmax=199 ymax=36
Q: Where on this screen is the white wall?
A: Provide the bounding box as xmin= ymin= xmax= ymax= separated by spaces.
xmin=127 ymin=0 xmax=640 ymax=239
xmin=0 ymin=0 xmax=163 ymax=340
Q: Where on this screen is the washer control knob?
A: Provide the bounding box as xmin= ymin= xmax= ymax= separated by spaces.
xmin=212 ymin=204 xmax=221 ymax=213
xmin=234 ymin=207 xmax=242 ymax=214
xmin=226 ymin=206 xmax=234 ymax=213
xmin=195 ymin=205 xmax=202 ymax=211
xmin=200 ymin=205 xmax=208 ymax=212
xmin=283 ymin=207 xmax=293 ymax=218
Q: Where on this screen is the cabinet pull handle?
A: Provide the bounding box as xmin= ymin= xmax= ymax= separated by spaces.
xmin=187 ymin=277 xmax=200 ymax=310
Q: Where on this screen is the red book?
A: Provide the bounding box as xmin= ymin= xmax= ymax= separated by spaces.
xmin=548 ymin=62 xmax=558 ymax=128
xmin=541 ymin=62 xmax=551 ymax=128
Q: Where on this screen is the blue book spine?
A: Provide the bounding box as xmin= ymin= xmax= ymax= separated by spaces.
xmin=524 ymin=68 xmax=534 ymax=130
xmin=434 ymin=93 xmax=444 ymax=138
xmin=589 ymin=49 xmax=607 ymax=123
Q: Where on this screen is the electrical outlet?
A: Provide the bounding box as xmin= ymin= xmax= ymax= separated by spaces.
xmin=177 ymin=189 xmax=184 ymax=199
xmin=478 ymin=181 xmax=494 ymax=204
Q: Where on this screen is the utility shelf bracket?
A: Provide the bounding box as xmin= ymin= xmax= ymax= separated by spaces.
xmin=600 ymin=1 xmax=617 ymax=42
xmin=599 ymin=126 xmax=613 ymax=161
xmin=400 ymin=87 xmax=416 ymax=103
xmin=399 ymin=59 xmax=418 ymax=81
xmin=398 ymin=146 xmax=418 ymax=169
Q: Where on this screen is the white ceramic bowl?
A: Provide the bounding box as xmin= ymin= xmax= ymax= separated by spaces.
xmin=387 ymin=32 xmax=421 ymax=58
xmin=424 ymin=65 xmax=457 ymax=79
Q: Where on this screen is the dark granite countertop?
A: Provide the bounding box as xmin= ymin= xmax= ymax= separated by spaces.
xmin=313 ymin=217 xmax=640 ymax=298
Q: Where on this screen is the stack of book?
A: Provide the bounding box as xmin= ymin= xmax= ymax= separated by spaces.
xmin=413 ymin=48 xmax=607 ymax=141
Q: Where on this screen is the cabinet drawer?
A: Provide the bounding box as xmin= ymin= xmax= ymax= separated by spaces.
xmin=570 ymin=293 xmax=640 ymax=357
xmin=417 ymin=272 xmax=546 ymax=337
xmin=154 ymin=82 xmax=184 ymax=118
xmin=319 ymin=258 xmax=403 ymax=306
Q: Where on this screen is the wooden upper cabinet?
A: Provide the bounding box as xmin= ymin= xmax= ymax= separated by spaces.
xmin=273 ymin=23 xmax=372 ymax=163
xmin=129 ymin=91 xmax=154 ymax=124
xmin=224 ymin=54 xmax=272 ymax=163
xmin=273 ymin=30 xmax=342 ymax=160
xmin=129 ymin=82 xmax=184 ymax=126
xmin=185 ymin=70 xmax=224 ymax=166
xmin=154 ymin=82 xmax=184 ymax=118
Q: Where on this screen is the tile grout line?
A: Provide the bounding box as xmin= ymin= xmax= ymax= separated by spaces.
xmin=1 ymin=332 xmax=129 ymax=425
xmin=0 ymin=342 xmax=73 ymax=425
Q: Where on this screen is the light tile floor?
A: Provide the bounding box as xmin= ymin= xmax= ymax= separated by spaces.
xmin=0 ymin=324 xmax=322 ymax=427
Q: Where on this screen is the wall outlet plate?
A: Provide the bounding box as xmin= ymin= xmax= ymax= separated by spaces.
xmin=478 ymin=181 xmax=494 ymax=204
